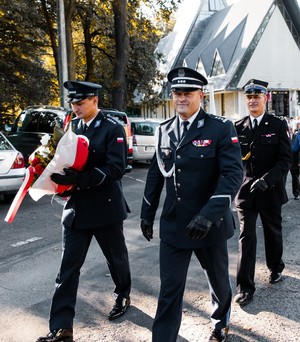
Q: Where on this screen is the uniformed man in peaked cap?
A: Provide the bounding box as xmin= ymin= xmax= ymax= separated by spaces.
xmin=167 ymin=66 xmax=208 ymax=90
xmin=140 ymin=66 xmax=243 ymax=342
xmin=234 ymin=79 xmax=292 ymax=307
xmin=64 ymin=80 xmax=102 ymax=103
xmin=243 ymin=78 xmax=268 ymax=94
xmin=37 ymin=81 xmax=131 ymax=342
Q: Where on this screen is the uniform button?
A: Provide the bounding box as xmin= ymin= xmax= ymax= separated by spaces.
xmin=177 ymin=183 xmax=181 ymax=188
xmin=177 ymin=197 xmax=181 ymax=202
xmin=200 ymin=155 xmax=204 ymax=158
xmin=177 ymin=169 xmax=182 ymax=173
xmin=108 ymin=198 xmax=112 ymax=202
xmin=177 ymin=155 xmax=181 ymax=159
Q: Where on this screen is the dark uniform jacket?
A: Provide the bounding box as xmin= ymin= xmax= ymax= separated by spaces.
xmin=141 ymin=108 xmax=243 ymax=249
xmin=62 ymin=111 xmax=128 ymax=229
xmin=234 ymin=112 xmax=292 ymax=209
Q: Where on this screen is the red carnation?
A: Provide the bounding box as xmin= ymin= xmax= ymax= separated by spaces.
xmin=33 ymin=164 xmax=45 ymax=175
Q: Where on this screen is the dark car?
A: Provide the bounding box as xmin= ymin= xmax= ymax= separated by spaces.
xmin=100 ymin=109 xmax=133 ymax=173
xmin=5 ymin=106 xmax=68 ymax=165
xmin=5 ymin=105 xmax=133 ymax=173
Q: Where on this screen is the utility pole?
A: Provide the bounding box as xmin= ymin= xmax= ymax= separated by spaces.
xmin=57 ymin=0 xmax=69 ymax=108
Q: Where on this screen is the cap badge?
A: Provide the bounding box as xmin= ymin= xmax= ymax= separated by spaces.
xmin=178 ymin=69 xmax=185 ymax=77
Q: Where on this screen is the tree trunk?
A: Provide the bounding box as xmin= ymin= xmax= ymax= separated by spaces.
xmin=65 ymin=0 xmax=76 ymax=80
xmin=112 ymin=0 xmax=129 ymax=111
xmin=40 ymin=0 xmax=59 ymax=77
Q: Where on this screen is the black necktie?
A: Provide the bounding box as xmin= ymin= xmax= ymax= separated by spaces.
xmin=253 ymin=119 xmax=258 ymax=130
xmin=181 ymin=121 xmax=189 ymax=140
xmin=83 ymin=123 xmax=88 ymax=133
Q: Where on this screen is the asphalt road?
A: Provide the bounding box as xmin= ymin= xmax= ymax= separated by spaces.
xmin=0 ymin=164 xmax=299 ymax=342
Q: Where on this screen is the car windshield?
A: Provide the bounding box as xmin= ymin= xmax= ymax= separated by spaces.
xmin=131 ymin=122 xmax=159 ymax=136
xmin=16 ymin=111 xmax=64 ymax=133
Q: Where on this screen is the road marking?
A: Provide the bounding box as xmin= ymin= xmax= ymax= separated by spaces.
xmin=10 ymin=237 xmax=43 ymax=248
xmin=125 ymin=175 xmax=145 ymax=183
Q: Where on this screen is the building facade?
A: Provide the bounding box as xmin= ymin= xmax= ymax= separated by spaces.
xmin=140 ymin=0 xmax=300 ymax=123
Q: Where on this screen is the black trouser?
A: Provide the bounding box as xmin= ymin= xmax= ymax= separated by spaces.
xmin=290 ymin=168 xmax=300 ymax=198
xmin=236 ymin=205 xmax=285 ymax=295
xmin=49 ymin=222 xmax=131 ymax=330
xmin=152 ymin=241 xmax=231 ymax=342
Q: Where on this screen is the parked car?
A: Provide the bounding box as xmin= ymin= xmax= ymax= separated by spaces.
xmin=0 ymin=131 xmax=25 ymax=202
xmin=130 ymin=118 xmax=162 ymax=163
xmin=5 ymin=105 xmax=133 ymax=173
xmin=5 ymin=106 xmax=68 ymax=166
xmin=100 ymin=108 xmax=133 ymax=173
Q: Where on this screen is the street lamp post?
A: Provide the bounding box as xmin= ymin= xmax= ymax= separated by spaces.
xmin=57 ymin=0 xmax=68 ymax=108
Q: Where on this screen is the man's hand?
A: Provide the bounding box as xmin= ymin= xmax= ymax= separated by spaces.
xmin=141 ymin=219 xmax=154 ymax=241
xmin=186 ymin=214 xmax=213 ymax=240
xmin=250 ymin=178 xmax=268 ymax=193
xmin=51 ymin=168 xmax=82 ymax=186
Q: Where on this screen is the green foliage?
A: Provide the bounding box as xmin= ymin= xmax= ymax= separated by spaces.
xmin=0 ymin=0 xmax=57 ymax=115
xmin=0 ymin=0 xmax=181 ymax=115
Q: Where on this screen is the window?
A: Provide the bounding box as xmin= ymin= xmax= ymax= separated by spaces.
xmin=210 ymin=50 xmax=225 ymax=76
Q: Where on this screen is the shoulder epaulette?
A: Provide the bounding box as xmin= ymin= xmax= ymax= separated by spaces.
xmin=158 ymin=117 xmax=175 ymax=130
xmin=207 ymin=113 xmax=228 ymax=123
xmin=160 ymin=117 xmax=174 ymax=126
xmin=272 ymin=114 xmax=285 ymax=121
xmin=234 ymin=117 xmax=245 ymax=124
xmin=104 ymin=116 xmax=118 ymax=125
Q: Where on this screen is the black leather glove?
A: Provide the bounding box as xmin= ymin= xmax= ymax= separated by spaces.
xmin=141 ymin=219 xmax=154 ymax=241
xmin=186 ymin=214 xmax=213 ymax=240
xmin=250 ymin=178 xmax=268 ymax=193
xmin=56 ymin=190 xmax=73 ymax=198
xmin=51 ymin=168 xmax=82 ymax=186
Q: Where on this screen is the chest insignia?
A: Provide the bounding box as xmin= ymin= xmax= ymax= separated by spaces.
xmin=261 ymin=133 xmax=275 ymax=137
xmin=192 ymin=139 xmax=212 ymax=147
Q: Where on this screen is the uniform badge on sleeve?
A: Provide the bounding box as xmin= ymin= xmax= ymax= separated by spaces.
xmin=231 ymin=136 xmax=239 ymax=143
xmin=117 ymin=137 xmax=124 ymax=143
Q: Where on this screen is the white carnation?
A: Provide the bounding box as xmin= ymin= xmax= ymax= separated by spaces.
xmin=40 ymin=134 xmax=51 ymax=146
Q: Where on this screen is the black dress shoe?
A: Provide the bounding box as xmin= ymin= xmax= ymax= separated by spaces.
xmin=108 ymin=297 xmax=130 ymax=320
xmin=208 ymin=326 xmax=229 ymax=341
xmin=36 ymin=329 xmax=73 ymax=342
xmin=234 ymin=291 xmax=253 ymax=306
xmin=269 ymin=272 xmax=282 ymax=284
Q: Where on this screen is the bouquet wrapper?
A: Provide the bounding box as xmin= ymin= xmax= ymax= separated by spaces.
xmin=4 ymin=167 xmax=35 ymax=223
xmin=29 ymin=127 xmax=89 ymax=201
xmin=4 ymin=126 xmax=89 ymax=223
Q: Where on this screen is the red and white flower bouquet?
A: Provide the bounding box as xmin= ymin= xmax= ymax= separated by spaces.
xmin=4 ymin=115 xmax=89 ymax=223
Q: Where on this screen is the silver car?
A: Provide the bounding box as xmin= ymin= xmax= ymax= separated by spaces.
xmin=130 ymin=118 xmax=162 ymax=163
xmin=0 ymin=132 xmax=25 ymax=202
